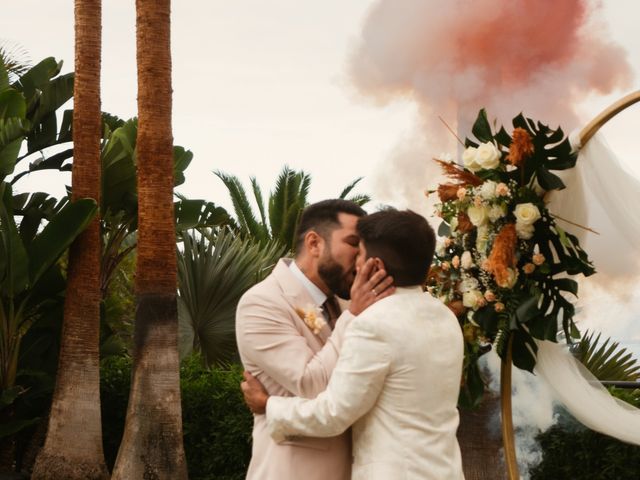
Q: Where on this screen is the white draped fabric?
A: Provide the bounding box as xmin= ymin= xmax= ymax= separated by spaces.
xmin=534 ymin=340 xmax=640 ymax=446
xmin=546 ymin=131 xmax=640 ymax=275
xmin=533 ymin=130 xmax=640 ymax=446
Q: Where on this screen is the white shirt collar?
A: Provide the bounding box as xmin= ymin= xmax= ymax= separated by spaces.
xmin=289 ymin=260 xmax=327 ymax=306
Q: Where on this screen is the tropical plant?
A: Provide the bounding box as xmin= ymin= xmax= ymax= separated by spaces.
xmin=111 ymin=0 xmax=188 ymax=476
xmin=32 ymin=0 xmax=110 ymax=476
xmin=575 ymin=331 xmax=640 ymax=381
xmin=0 ymin=41 xmax=31 ymax=83
xmin=177 ymin=229 xmax=283 ymax=366
xmin=216 ymin=165 xmax=370 ymax=253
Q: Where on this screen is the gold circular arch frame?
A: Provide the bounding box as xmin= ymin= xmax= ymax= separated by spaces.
xmin=501 ymin=89 xmax=640 ymax=480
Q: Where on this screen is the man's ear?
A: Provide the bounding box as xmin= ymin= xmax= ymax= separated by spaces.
xmin=304 ymin=231 xmax=324 ymax=257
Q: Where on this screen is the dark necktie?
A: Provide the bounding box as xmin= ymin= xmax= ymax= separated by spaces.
xmin=322 ymin=295 xmax=341 ymax=330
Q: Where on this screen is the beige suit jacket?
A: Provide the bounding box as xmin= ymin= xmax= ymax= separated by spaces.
xmin=236 ymin=258 xmax=354 ymax=480
xmin=266 ymin=287 xmax=465 ymax=480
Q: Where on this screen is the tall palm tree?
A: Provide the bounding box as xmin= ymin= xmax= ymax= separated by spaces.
xmin=31 ymin=1 xmax=109 ymax=478
xmin=216 ymin=166 xmax=370 ymax=253
xmin=111 ymin=0 xmax=188 ymax=477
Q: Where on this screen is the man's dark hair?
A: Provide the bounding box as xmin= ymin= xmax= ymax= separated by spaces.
xmin=356 ymin=208 xmax=435 ymax=287
xmin=294 ymin=199 xmax=366 ymax=254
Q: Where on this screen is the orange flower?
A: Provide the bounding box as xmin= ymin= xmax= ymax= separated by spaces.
xmin=457 ymin=212 xmax=474 ymax=234
xmin=506 ymin=128 xmax=534 ymax=167
xmin=485 ymin=223 xmax=517 ymax=287
xmin=438 ymin=183 xmax=462 ymax=202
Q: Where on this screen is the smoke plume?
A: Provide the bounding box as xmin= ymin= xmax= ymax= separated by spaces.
xmin=348 ymin=0 xmax=633 ymax=209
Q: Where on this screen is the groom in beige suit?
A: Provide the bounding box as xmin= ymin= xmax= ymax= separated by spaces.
xmin=236 ymin=199 xmax=395 ymax=480
xmin=242 ymin=209 xmax=465 ymax=479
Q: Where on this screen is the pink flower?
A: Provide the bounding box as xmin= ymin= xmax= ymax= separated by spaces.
xmin=495 ymin=183 xmax=510 ymax=197
xmin=523 ymin=263 xmax=535 ymax=274
xmin=456 ymin=187 xmax=467 ymax=200
xmin=484 ymin=290 xmax=496 ymax=302
xmin=532 ymin=253 xmax=545 ymax=266
xmin=494 ymin=302 xmax=505 ymax=312
xmin=452 ymin=255 xmax=460 ymax=269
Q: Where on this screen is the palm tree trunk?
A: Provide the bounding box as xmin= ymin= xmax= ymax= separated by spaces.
xmin=31 ymin=0 xmax=108 ymax=478
xmin=111 ymin=0 xmax=188 ymax=477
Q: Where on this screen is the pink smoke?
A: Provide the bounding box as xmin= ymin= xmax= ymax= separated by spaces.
xmin=348 ymin=0 xmax=634 ymax=209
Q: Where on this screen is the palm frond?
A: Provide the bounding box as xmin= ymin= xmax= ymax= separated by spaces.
xmin=214 ymin=170 xmax=268 ymax=242
xmin=576 ymin=331 xmax=640 ymax=381
xmin=0 ymin=41 xmax=31 ymax=83
xmin=250 ymin=176 xmax=267 ymax=228
xmin=338 ymin=177 xmax=364 ymax=199
xmin=177 ymin=229 xmax=284 ymax=366
xmin=268 ymin=166 xmax=311 ymax=251
xmin=346 ymin=193 xmax=371 ymax=207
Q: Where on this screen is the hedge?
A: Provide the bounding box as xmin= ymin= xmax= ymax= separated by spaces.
xmin=101 ymin=355 xmax=252 ymax=480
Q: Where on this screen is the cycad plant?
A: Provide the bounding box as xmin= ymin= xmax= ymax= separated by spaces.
xmin=177 ymin=228 xmax=284 ymax=366
xmin=215 ymin=166 xmax=370 ymax=253
xmin=575 ymin=331 xmax=640 ymax=381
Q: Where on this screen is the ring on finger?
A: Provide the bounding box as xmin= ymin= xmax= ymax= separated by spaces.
xmin=371 ymin=288 xmax=377 ymax=296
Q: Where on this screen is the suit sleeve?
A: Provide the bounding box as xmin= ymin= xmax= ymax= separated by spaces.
xmin=236 ymin=291 xmax=355 ymax=399
xmin=265 ymin=316 xmax=391 ymax=440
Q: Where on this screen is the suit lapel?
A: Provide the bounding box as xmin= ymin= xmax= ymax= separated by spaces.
xmin=272 ymin=259 xmax=330 ymax=342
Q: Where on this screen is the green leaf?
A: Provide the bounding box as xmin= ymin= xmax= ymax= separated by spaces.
xmin=511 ymin=330 xmax=538 ymax=373
xmin=27 ymin=198 xmax=97 ymax=285
xmin=554 ymin=278 xmax=578 ymax=296
xmin=0 ymin=184 xmax=29 ymax=295
xmin=0 ymin=89 xmax=26 ymax=119
xmin=536 ymin=166 xmax=565 ymax=191
xmin=175 ymin=199 xmax=230 ymax=231
xmin=515 ymin=295 xmax=541 ymax=324
xmin=12 ymin=57 xmax=61 ymax=99
xmin=471 ymin=108 xmax=493 ymax=143
xmin=173 ymin=146 xmax=193 ymax=187
xmin=437 ymin=221 xmax=451 ymax=237
xmin=0 ymin=418 xmax=40 ymax=439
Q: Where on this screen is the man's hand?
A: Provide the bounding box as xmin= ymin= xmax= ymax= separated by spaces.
xmin=348 ymin=258 xmax=395 ymax=316
xmin=241 ymin=371 xmax=270 ymax=414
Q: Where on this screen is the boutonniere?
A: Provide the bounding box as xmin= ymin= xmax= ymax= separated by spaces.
xmin=294 ymin=304 xmax=326 ymax=335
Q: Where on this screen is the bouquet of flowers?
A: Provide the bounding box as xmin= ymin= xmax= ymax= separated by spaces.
xmin=427 ymin=109 xmax=595 ymax=408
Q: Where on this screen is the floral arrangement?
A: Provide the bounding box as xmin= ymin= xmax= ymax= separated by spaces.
xmin=295 ymin=304 xmax=327 ymax=335
xmin=426 ymin=109 xmax=595 ymax=408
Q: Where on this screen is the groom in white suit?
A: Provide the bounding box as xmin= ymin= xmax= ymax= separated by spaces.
xmin=242 ymin=209 xmax=465 ymax=479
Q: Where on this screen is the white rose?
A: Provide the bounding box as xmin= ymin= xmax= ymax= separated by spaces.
xmin=476 ymin=142 xmax=501 ymax=170
xmin=435 ymin=241 xmax=445 ymax=256
xmin=459 ymin=276 xmax=480 ymax=293
xmin=488 ymin=204 xmax=507 ymax=223
xmin=479 ymin=180 xmax=497 ymax=200
xmin=467 ymin=205 xmax=488 ymax=226
xmin=463 ymin=290 xmax=484 ymax=310
xmin=461 ymin=251 xmax=473 ymax=269
xmin=462 ymin=146 xmax=481 ymax=172
xmin=514 ymin=203 xmax=541 ymax=225
xmin=516 ymin=222 xmax=535 ymax=239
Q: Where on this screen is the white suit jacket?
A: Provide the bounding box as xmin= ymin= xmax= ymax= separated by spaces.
xmin=266 ymin=286 xmax=465 ymax=480
xmin=236 ymin=258 xmax=354 ymax=480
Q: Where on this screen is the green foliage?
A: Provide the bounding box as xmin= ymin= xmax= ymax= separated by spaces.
xmin=576 ymin=331 xmax=640 ymax=381
xmin=177 ymin=229 xmax=283 ymax=365
xmin=101 ymin=355 xmax=253 ymax=480
xmin=216 ymin=165 xmax=370 ymax=254
xmin=531 ymin=389 xmax=640 ymax=479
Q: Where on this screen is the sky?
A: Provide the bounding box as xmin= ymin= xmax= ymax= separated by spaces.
xmin=4 ymin=1 xmax=640 ymax=349
xmin=5 ymin=1 xmax=638 ymax=211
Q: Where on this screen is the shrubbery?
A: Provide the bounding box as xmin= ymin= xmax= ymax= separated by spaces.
xmin=530 ymin=388 xmax=640 ymax=479
xmin=101 ymin=355 xmax=252 ymax=480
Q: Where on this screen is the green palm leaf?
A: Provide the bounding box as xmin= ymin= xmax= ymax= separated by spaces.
xmin=214 ymin=171 xmax=268 ymax=242
xmin=177 ymin=228 xmax=283 ymax=366
xmin=576 ymin=331 xmax=640 ymax=381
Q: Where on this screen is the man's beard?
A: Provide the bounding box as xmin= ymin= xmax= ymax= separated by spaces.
xmin=318 ymin=253 xmax=352 ymax=299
